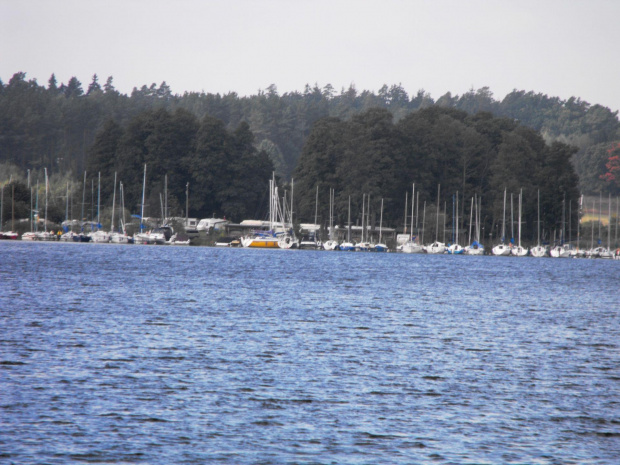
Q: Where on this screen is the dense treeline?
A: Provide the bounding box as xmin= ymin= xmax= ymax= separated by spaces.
xmin=1 ymin=72 xmax=619 ymax=195
xmin=86 ymin=110 xmax=273 ymax=222
xmin=293 ymin=107 xmax=580 ymax=245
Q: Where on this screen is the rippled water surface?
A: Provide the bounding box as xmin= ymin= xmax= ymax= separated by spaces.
xmin=1 ymin=241 xmax=619 ymax=464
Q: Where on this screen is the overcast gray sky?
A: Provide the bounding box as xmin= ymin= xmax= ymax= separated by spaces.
xmin=2 ymin=0 xmax=619 ymax=112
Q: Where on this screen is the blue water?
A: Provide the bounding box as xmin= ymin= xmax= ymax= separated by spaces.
xmin=1 ymin=241 xmax=619 ymax=464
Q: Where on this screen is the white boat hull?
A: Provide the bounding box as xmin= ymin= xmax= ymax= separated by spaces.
xmin=492 ymin=244 xmax=511 ymax=256
xmin=425 ymin=242 xmax=446 ymax=254
xmin=402 ymin=242 xmax=424 ymax=254
xmin=530 ymin=245 xmax=547 ymax=257
xmin=511 ymin=246 xmax=529 ymax=257
xmin=323 ymin=240 xmax=339 ymax=251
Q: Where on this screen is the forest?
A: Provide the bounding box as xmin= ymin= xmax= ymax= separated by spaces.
xmin=1 ymin=71 xmax=619 ymax=242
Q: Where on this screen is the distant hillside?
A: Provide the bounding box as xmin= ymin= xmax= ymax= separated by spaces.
xmin=1 ymin=72 xmax=619 ymax=197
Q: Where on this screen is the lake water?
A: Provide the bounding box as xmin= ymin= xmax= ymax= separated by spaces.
xmin=1 ymin=241 xmax=619 ymax=464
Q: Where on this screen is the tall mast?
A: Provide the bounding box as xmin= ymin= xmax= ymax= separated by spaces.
xmin=435 ymin=184 xmax=440 ymax=242
xmin=537 ymin=190 xmax=541 ymax=247
xmin=65 ymin=181 xmax=69 ymax=224
xmin=12 ymin=183 xmax=15 ymax=232
xmin=455 ymin=191 xmax=459 ymax=244
xmin=81 ymin=171 xmax=86 ymax=226
xmin=44 ymin=168 xmax=48 ymax=233
xmin=314 ymin=185 xmax=318 ymax=226
xmin=97 ymin=172 xmax=101 ymax=227
xmin=35 ymin=180 xmax=39 ymax=232
xmin=120 ymin=182 xmax=127 ymax=234
xmin=577 ymin=194 xmax=581 ymax=250
xmin=185 ymin=182 xmax=189 ymax=227
xmin=510 ymin=192 xmax=514 ymax=242
xmin=591 ymin=201 xmax=595 ymax=250
xmin=379 ymin=198 xmax=384 ymax=243
xmin=367 ymin=194 xmax=371 ymax=243
xmin=361 ymin=194 xmax=365 ymax=242
xmin=518 ymin=189 xmax=523 ymax=248
xmin=421 ymin=201 xmax=426 ymax=245
xmin=410 ymin=183 xmax=415 ymax=241
xmin=140 ymin=164 xmax=147 ymax=232
xmin=599 ymin=192 xmax=602 ymax=241
xmin=111 ymin=172 xmax=117 ymax=232
xmin=415 ymin=190 xmax=419 ymax=231
xmin=468 ymin=197 xmax=474 ymax=245
xmin=609 ymin=193 xmax=612 ymax=251
xmin=347 ymin=196 xmax=351 ymax=243
xmin=403 ymin=190 xmax=408 ymax=236
xmin=501 ymin=188 xmax=506 ymax=243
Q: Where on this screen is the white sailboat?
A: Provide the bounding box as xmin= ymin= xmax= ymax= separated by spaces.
xmin=465 ymin=194 xmax=484 ymax=255
xmin=242 ymin=173 xmax=288 ymax=248
xmin=492 ymin=189 xmax=511 ymax=256
xmin=402 ymin=183 xmax=423 ymax=253
xmin=447 ymin=192 xmax=464 ymax=254
xmin=110 ymin=175 xmax=129 ymax=244
xmin=374 ymin=198 xmax=388 ymax=252
xmin=355 ymin=194 xmax=371 ymax=251
xmin=89 ymin=173 xmax=110 ymax=243
xmin=511 ymin=189 xmax=529 ymax=256
xmin=531 ymin=190 xmax=547 ymax=257
xmin=323 ymin=188 xmax=339 ymax=250
xmin=36 ymin=169 xmax=56 ymax=241
xmin=278 ymin=181 xmax=298 ymax=249
xmin=550 ymin=194 xmax=570 ymax=258
xmin=425 ymin=184 xmax=445 ymax=254
xmin=339 ymin=196 xmax=355 ymax=251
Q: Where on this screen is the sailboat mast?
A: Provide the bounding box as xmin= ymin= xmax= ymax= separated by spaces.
xmin=347 ymin=196 xmax=351 ymax=242
xmin=609 ymin=193 xmax=612 ymax=251
xmin=44 ymin=168 xmax=48 ymax=233
xmin=421 ymin=201 xmax=426 ymax=245
xmin=510 ymin=193 xmax=514 ymax=242
xmin=518 ymin=189 xmax=522 ymax=248
xmin=12 ymin=183 xmax=15 ymax=232
xmin=456 ymin=192 xmax=459 ymax=244
xmin=367 ymin=194 xmax=371 ymax=243
xmin=410 ymin=184 xmax=415 ymax=240
xmin=111 ymin=172 xmax=117 ymax=232
xmin=65 ymin=182 xmax=69 ymax=226
xmin=379 ymin=198 xmax=384 ymax=242
xmin=435 ymin=184 xmax=440 ymax=242
xmin=403 ymin=190 xmax=408 ymax=235
xmin=185 ymin=182 xmax=189 ymax=227
xmin=81 ymin=171 xmax=86 ymax=227
xmin=314 ymin=185 xmax=318 ymax=226
xmin=97 ymin=172 xmax=101 ymax=227
xmin=291 ymin=178 xmax=294 ymax=229
xmin=468 ymin=197 xmax=473 ymax=245
xmin=502 ymin=188 xmax=506 ymax=243
xmin=120 ymin=182 xmax=127 ymax=234
xmin=537 ymin=190 xmax=541 ymax=247
xmin=361 ymin=194 xmax=365 ymax=242
xmin=140 ymin=164 xmax=147 ymax=232
xmin=591 ymin=201 xmax=595 ymax=250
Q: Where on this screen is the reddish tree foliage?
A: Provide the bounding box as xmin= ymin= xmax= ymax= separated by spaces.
xmin=600 ymin=142 xmax=620 ymax=187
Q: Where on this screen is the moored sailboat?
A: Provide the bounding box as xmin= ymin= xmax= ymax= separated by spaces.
xmin=492 ymin=189 xmax=511 ymax=256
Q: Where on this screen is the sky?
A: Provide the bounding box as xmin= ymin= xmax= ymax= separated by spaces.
xmin=1 ymin=0 xmax=619 ymax=112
